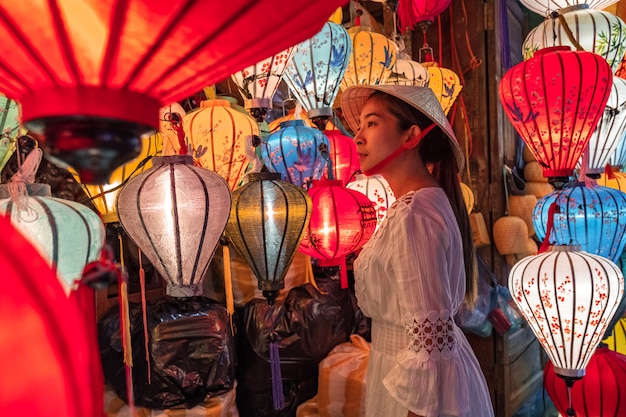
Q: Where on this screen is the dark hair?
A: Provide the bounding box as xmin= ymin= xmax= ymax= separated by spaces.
xmin=368 ymin=91 xmax=478 ymax=307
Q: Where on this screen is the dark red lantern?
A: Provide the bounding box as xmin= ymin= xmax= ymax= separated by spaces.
xmin=0 ymin=0 xmax=344 ymax=183
xmin=324 ymin=130 xmax=360 ymax=186
xmin=544 ymin=346 xmax=626 ymax=417
xmin=499 ymin=46 xmax=612 ymax=188
xmin=299 ymin=179 xmax=377 ymax=288
xmin=397 ymin=0 xmax=452 ymax=34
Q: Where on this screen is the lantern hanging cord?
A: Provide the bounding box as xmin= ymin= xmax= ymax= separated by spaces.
xmin=8 ymin=147 xmax=42 ymax=214
xmin=319 ymin=143 xmax=334 ymax=180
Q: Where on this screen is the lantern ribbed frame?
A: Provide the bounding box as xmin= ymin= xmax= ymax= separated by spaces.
xmin=603 ymin=317 xmax=626 ymax=354
xmin=283 ymin=22 xmax=352 ymax=118
xmin=225 ymin=172 xmax=311 ymax=301
xmin=117 ymin=155 xmax=231 ymax=297
xmin=532 ymin=183 xmax=626 ymax=262
xmin=508 ymin=245 xmax=624 ymax=377
xmin=261 ymin=119 xmax=329 ymax=188
xmin=519 ymin=0 xmax=619 ymax=16
xmin=346 ymin=173 xmax=396 ymax=230
xmin=383 ymin=58 xmax=430 ymax=87
xmin=598 ymin=171 xmax=626 ymax=191
xmin=324 ymin=130 xmax=359 ymax=186
xmin=340 ymin=27 xmax=397 ymax=90
xmin=0 ymin=183 xmax=105 ymax=295
xmin=499 ymin=46 xmax=613 ymax=181
xmin=422 ymin=62 xmax=462 ymax=115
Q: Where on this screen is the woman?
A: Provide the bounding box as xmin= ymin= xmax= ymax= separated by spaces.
xmin=341 ymin=85 xmax=494 ymax=417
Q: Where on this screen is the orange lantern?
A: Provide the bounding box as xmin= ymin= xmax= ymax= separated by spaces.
xmin=340 ymin=26 xmax=397 ymax=89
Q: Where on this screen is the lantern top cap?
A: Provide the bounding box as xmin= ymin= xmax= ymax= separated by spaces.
xmin=341 ymin=85 xmax=464 ymax=171
xmin=201 ymin=99 xmax=232 ymax=108
xmin=152 ymin=155 xmax=194 ymax=166
xmin=533 ymin=45 xmax=573 ymax=57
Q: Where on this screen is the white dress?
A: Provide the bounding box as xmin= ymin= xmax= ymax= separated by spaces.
xmin=353 ymin=188 xmax=494 ymax=417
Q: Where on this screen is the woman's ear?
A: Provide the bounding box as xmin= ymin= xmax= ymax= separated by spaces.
xmin=404 ymin=125 xmax=422 ymax=149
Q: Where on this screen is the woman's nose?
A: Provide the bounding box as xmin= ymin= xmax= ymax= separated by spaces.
xmin=353 ymin=130 xmax=364 ymax=145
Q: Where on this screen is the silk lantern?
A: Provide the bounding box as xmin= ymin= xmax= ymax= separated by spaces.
xmin=116 ymin=155 xmax=231 ymax=297
xmin=508 ymin=245 xmax=624 ymax=385
xmin=533 ymin=182 xmax=626 ymax=262
xmin=603 ymin=317 xmax=626 ymax=354
xmin=324 ymin=130 xmax=360 ymax=185
xmin=397 ymin=0 xmax=452 ymax=34
xmin=544 ymin=346 xmax=626 ymax=417
xmin=523 ymin=7 xmax=626 ymax=74
xmin=422 ymin=62 xmax=462 ymax=116
xmin=283 ymin=21 xmax=352 ymax=130
xmin=268 ymin=108 xmax=336 ymax=132
xmin=383 ymin=58 xmax=430 ymax=87
xmin=598 ymin=170 xmax=626 ymax=191
xmin=520 ymin=0 xmax=619 ymax=16
xmin=346 ymin=173 xmax=396 ymax=230
xmin=0 ymin=0 xmax=344 ymax=183
xmin=164 ymin=99 xmax=259 ymax=190
xmin=225 ymin=172 xmax=312 ymax=305
xmin=261 ymin=119 xmax=329 ymax=189
xmin=299 ymin=179 xmax=378 ymax=288
xmin=499 ymin=46 xmax=613 ymax=187
xmin=231 ymin=47 xmax=295 ymax=123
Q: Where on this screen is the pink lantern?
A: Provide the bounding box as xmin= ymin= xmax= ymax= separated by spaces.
xmin=397 ymin=0 xmax=452 ymax=33
xmin=324 ymin=130 xmax=360 ymax=186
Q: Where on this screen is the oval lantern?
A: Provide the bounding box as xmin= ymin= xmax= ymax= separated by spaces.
xmin=523 ymin=7 xmax=626 ymax=74
xmin=499 ymin=46 xmax=613 ymax=187
xmin=508 ymin=245 xmax=624 ymax=382
xmin=533 ymin=182 xmax=626 ymax=262
xmin=299 ymin=179 xmax=378 ymax=288
xmin=520 ymin=0 xmax=619 ymax=16
xmin=283 ymin=21 xmax=352 ymax=130
xmin=117 ymin=155 xmax=231 ymax=297
xmin=0 ymin=0 xmax=344 ymax=183
xmin=324 ymin=129 xmax=360 ymax=185
xmin=261 ymin=119 xmax=329 ymax=188
xmin=383 ymin=58 xmax=430 ymax=87
xmin=165 ymin=99 xmax=259 ymax=190
xmin=346 ymin=173 xmax=396 ymax=230
xmin=0 ymin=183 xmax=105 ymax=296
xmin=225 ymin=172 xmax=312 ymax=305
xmin=397 ymin=0 xmax=452 ymax=34
xmin=340 ymin=26 xmax=397 ymax=90
xmin=422 ymin=62 xmax=462 ymax=115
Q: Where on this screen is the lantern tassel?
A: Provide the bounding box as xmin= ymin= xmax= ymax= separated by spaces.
xmin=138 ymin=248 xmax=151 ymax=385
xmin=539 ymin=201 xmax=557 ymax=253
xmin=339 ymin=255 xmax=348 ymax=289
xmin=221 ymin=239 xmax=235 ymax=334
xmin=606 ymin=163 xmax=617 ymax=180
xmin=7 ymin=147 xmax=42 ymax=213
xmin=270 ymin=331 xmax=285 ymax=410
xmin=118 ymin=234 xmax=135 ymax=415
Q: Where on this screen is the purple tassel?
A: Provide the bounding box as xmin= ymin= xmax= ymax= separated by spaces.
xmin=270 ymin=333 xmax=285 ymax=410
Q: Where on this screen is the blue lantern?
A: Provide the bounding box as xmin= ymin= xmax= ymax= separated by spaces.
xmin=283 ymin=22 xmax=351 ymax=130
xmin=260 ymin=119 xmax=329 ymax=188
xmin=533 ymin=182 xmax=626 ymax=262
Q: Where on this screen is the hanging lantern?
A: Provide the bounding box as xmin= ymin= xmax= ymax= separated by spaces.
xmin=533 ymin=182 xmax=626 ymax=262
xmin=0 ymin=0 xmax=344 ymax=184
xmin=117 ymin=155 xmax=231 ymax=297
xmin=260 ymin=119 xmax=329 ymax=189
xmin=598 ymin=169 xmax=626 ymax=191
xmin=576 ymin=76 xmax=626 ymax=176
xmin=608 ymin=130 xmax=626 ymax=170
xmin=499 ymin=46 xmax=613 ymax=188
xmin=522 ymin=7 xmax=626 ymax=74
xmin=519 ymin=0 xmax=619 ymax=16
xmin=283 ymin=21 xmax=352 ymax=130
xmin=346 ymin=173 xmax=396 ymax=230
xmin=0 ymin=183 xmax=105 ymax=296
xmin=324 ymin=130 xmax=360 ymax=186
xmin=299 ymin=179 xmax=377 ymax=288
xmin=544 ymin=346 xmax=626 ymax=417
xmin=508 ymin=245 xmax=624 ymax=415
xmin=340 ymin=26 xmax=397 ymax=90
xmin=231 ymin=47 xmax=296 ymax=123
xmin=164 ymin=99 xmax=259 ymax=190
xmin=422 ymin=62 xmax=462 ymax=116
xmin=225 ymin=172 xmax=312 ymax=304
xmin=603 ymin=317 xmax=626 ymax=354
xmin=397 ymin=0 xmax=452 ymax=34
xmin=268 ymin=108 xmax=336 ymax=132
xmin=383 ymin=58 xmax=430 ymax=87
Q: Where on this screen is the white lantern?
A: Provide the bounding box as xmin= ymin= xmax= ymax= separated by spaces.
xmin=519 ymin=0 xmax=619 ymax=17
xmin=382 ymin=58 xmax=430 ymax=87
xmin=346 ymin=173 xmax=395 ymax=230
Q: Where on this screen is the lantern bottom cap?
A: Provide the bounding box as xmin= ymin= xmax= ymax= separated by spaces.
xmin=553 ymin=367 xmax=585 ymax=380
xmin=166 ymin=283 xmax=203 ymax=298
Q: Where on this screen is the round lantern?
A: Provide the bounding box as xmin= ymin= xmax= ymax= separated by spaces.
xmin=340 ymin=26 xmax=397 ymax=90
xmin=523 ymin=7 xmax=626 ymax=74
xmin=346 ymin=173 xmax=396 ymax=231
xmin=261 ymin=119 xmax=329 ymax=188
xmin=117 ymin=155 xmax=231 ymax=297
xmin=598 ymin=170 xmax=626 ymax=191
xmin=422 ymin=62 xmax=462 ymax=116
xmin=533 ymin=182 xmax=626 ymax=262
xmin=299 ymin=179 xmax=378 ymax=288
xmin=164 ymin=99 xmax=259 ymax=190
xmin=0 ymin=183 xmax=105 ymax=296
xmin=603 ymin=317 xmax=626 ymax=354
xmin=224 ymin=172 xmax=312 ymax=304
xmin=283 ymin=21 xmax=352 ymax=130
xmin=508 ymin=245 xmax=624 ymax=379
xmin=268 ymin=108 xmax=336 ymax=132
xmin=397 ymin=0 xmax=452 ymax=34
xmin=382 ymin=58 xmax=430 ymax=87
xmin=324 ymin=129 xmax=360 ymax=186
xmin=520 ymin=0 xmax=619 ymax=16
xmin=544 ymin=346 xmax=626 ymax=417
xmin=499 ymin=46 xmax=613 ymax=187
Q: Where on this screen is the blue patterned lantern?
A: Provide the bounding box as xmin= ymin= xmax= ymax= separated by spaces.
xmin=260 ymin=119 xmax=329 ymax=189
xmin=533 ymin=182 xmax=626 ymax=262
xmin=283 ymin=22 xmax=352 ymax=130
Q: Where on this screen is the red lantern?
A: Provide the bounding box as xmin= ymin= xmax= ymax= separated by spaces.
xmin=299 ymin=179 xmax=377 ymax=288
xmin=544 ymin=346 xmax=626 ymax=417
xmin=0 ymin=0 xmax=344 ymax=183
xmin=499 ymin=46 xmax=612 ymax=188
xmin=324 ymin=130 xmax=360 ymax=186
xmin=397 ymin=0 xmax=452 ymax=33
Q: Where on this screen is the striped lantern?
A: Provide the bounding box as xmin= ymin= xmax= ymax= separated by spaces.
xmin=116 ymin=155 xmax=231 ymax=297
xmin=340 ymin=26 xmax=397 ymax=90
xmin=422 ymin=62 xmax=462 ymax=116
xmin=519 ymin=0 xmax=620 ymax=17
xmin=164 ymin=99 xmax=259 ymax=190
xmin=283 ymin=21 xmax=352 ymax=129
xmin=508 ymin=245 xmax=624 ymax=380
xmin=324 ymin=129 xmax=360 ymax=186
xmin=598 ymin=170 xmax=626 ymax=191
xmin=0 ymin=183 xmax=105 ymax=296
xmin=382 ymin=58 xmax=430 ymax=87
xmin=522 ymin=7 xmax=626 ymax=74
xmin=346 ymin=173 xmax=396 ymax=230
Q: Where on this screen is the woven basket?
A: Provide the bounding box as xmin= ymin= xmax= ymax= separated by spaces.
xmin=523 ymin=145 xmax=536 ymax=163
xmin=505 ymin=238 xmax=539 ymax=267
xmin=526 ymin=181 xmax=554 ymax=199
xmin=524 ymin=161 xmax=548 ymax=182
xmin=493 ymin=216 xmax=529 ymax=255
xmin=508 ymin=194 xmax=538 ymax=237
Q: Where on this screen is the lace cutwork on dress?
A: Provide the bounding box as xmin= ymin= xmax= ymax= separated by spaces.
xmin=404 ymin=310 xmax=456 ymax=362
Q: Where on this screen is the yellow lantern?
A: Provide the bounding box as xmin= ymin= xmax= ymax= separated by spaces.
xmin=603 ymin=317 xmax=626 ymax=355
xmin=328 ymin=7 xmax=343 ymax=24
xmin=268 ymin=108 xmax=336 ymax=133
xmin=422 ymin=61 xmax=462 ymax=115
xmin=340 ymin=26 xmax=397 ymax=89
xmin=597 ymin=170 xmax=626 ymax=192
